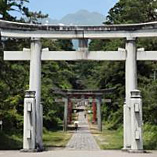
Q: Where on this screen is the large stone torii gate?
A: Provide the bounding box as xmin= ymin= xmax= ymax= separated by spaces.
xmin=1 ymin=20 xmax=157 ymax=152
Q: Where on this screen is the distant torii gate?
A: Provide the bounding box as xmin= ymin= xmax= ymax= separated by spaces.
xmin=1 ymin=20 xmax=157 ymax=152
xmin=53 ymin=88 xmax=114 ymax=132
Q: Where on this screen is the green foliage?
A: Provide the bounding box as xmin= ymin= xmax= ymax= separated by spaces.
xmin=0 ymin=129 xmax=72 ymax=150
xmin=140 ymin=80 xmax=157 ymax=124
xmin=43 ymin=130 xmax=72 ymax=148
xmin=0 ymin=131 xmax=22 ymax=150
xmin=41 ymin=39 xmax=74 ymax=129
xmin=0 ymin=0 xmax=29 ymax=20
xmin=95 ymin=123 xmax=157 ymax=150
xmin=106 ymin=0 xmax=157 ymax=24
xmin=0 ymin=0 xmax=47 ymax=23
xmin=0 ymin=38 xmax=30 ymax=132
xmin=24 ymin=10 xmax=48 ymax=23
xmin=94 ymin=128 xmax=123 ymax=150
xmin=143 ymin=123 xmax=157 ymax=150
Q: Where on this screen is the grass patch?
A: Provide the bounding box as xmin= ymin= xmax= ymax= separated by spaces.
xmin=88 ymin=113 xmax=123 ymax=150
xmin=143 ymin=123 xmax=157 ymax=150
xmin=99 ymin=128 xmax=123 ymax=149
xmin=0 ymin=129 xmax=72 ymax=150
xmin=92 ymin=127 xmax=123 ymax=150
xmin=43 ymin=130 xmax=72 ymax=148
xmin=90 ymin=122 xmax=157 ymax=150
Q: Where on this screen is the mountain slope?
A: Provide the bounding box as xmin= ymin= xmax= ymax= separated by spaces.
xmin=60 ymin=10 xmax=104 ymax=25
xmin=42 ymin=10 xmax=105 ymax=25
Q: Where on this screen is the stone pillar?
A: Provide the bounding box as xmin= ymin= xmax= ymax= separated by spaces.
xmin=96 ymin=97 xmax=102 ymax=131
xmin=129 ymin=90 xmax=143 ymax=152
xmin=23 ymin=91 xmax=36 ymax=151
xmin=92 ymin=98 xmax=97 ymax=123
xmin=29 ymin=38 xmax=43 ymax=150
xmin=123 ymin=37 xmax=137 ymax=150
xmin=63 ymin=98 xmax=68 ymax=131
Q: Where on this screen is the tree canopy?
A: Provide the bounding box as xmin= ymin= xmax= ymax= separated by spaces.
xmin=0 ymin=0 xmax=48 ymax=22
xmin=106 ymin=0 xmax=157 ymax=24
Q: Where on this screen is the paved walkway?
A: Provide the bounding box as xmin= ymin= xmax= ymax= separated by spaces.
xmin=65 ymin=110 xmax=100 ymax=150
xmin=0 ymin=150 xmax=157 ymax=157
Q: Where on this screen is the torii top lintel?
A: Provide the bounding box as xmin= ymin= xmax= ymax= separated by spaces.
xmin=0 ymin=20 xmax=157 ymax=39
xmin=52 ymin=88 xmax=115 ymax=98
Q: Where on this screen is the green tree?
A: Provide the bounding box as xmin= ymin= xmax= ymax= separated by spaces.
xmin=0 ymin=0 xmax=47 ymax=132
xmin=0 ymin=0 xmax=29 ymax=20
xmin=41 ymin=39 xmax=74 ymax=129
xmin=106 ymin=0 xmax=157 ymax=24
xmin=0 ymin=0 xmax=48 ymax=22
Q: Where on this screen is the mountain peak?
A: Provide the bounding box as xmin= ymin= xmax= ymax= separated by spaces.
xmin=42 ymin=9 xmax=105 ymax=26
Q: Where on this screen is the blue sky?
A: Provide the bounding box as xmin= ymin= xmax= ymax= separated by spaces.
xmin=26 ymin=0 xmax=118 ymax=19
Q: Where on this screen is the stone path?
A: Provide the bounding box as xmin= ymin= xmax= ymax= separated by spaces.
xmin=65 ymin=110 xmax=100 ymax=151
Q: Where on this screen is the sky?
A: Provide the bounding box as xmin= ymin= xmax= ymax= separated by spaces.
xmin=26 ymin=0 xmax=118 ymax=19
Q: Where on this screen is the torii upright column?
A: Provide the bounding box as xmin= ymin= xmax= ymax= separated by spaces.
xmin=96 ymin=97 xmax=102 ymax=131
xmin=92 ymin=98 xmax=97 ymax=124
xmin=29 ymin=38 xmax=43 ymax=150
xmin=63 ymin=98 xmax=68 ymax=131
xmin=123 ymin=37 xmax=137 ymax=150
xmin=69 ymin=100 xmax=73 ymax=123
xmin=68 ymin=98 xmax=72 ymax=124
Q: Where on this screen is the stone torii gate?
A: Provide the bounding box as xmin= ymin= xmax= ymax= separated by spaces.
xmin=1 ymin=20 xmax=157 ymax=152
xmin=53 ymin=88 xmax=114 ymax=132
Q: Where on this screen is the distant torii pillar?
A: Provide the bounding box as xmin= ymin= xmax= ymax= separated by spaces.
xmin=68 ymin=98 xmax=72 ymax=124
xmin=92 ymin=98 xmax=97 ymax=124
xmin=64 ymin=98 xmax=68 ymax=131
xmin=96 ymin=97 xmax=102 ymax=131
